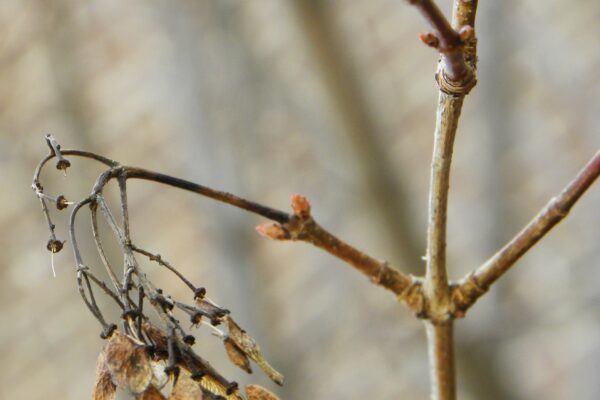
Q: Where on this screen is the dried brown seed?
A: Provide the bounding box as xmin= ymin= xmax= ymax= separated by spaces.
xmin=169 ymin=368 xmax=203 ymax=400
xmin=245 ymin=384 xmax=280 ymax=400
xmin=226 ymin=318 xmax=284 ymax=386
xmin=105 ymin=331 xmax=153 ymax=394
xmin=223 ymin=338 xmax=252 ymax=374
xmin=138 ymin=385 xmax=166 ymax=400
xmin=150 ymin=360 xmax=170 ymax=390
xmin=290 ymin=194 xmax=311 ymax=218
xmin=92 ymin=349 xmax=116 ymax=400
xmin=143 ymin=322 xmax=168 ymax=354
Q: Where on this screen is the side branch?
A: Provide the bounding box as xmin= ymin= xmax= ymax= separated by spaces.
xmin=85 ymin=165 xmax=421 ymax=311
xmin=454 ymin=150 xmax=600 ymax=312
xmin=123 ymin=167 xmax=290 ymax=224
xmin=256 ymin=195 xmax=423 ymax=312
xmin=120 ymin=168 xmax=421 ymax=305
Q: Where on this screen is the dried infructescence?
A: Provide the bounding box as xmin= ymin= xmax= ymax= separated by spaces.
xmin=34 ymin=135 xmax=283 ymax=399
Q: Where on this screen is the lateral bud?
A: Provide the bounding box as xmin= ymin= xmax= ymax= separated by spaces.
xmin=255 ymin=223 xmax=289 ymax=240
xmin=290 ymin=194 xmax=311 ymax=218
xmin=458 ymin=25 xmax=475 ymax=42
xmin=419 ymin=31 xmax=439 ymax=48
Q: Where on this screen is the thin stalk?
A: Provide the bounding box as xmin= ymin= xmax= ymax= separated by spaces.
xmin=454 ymin=150 xmax=600 ymax=311
xmin=425 ymin=321 xmax=455 ymax=400
xmin=424 ymin=94 xmax=463 ymax=309
xmin=423 ymin=92 xmax=462 ymax=400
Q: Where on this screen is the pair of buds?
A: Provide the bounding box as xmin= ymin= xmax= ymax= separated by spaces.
xmin=419 ymin=25 xmax=475 ymax=50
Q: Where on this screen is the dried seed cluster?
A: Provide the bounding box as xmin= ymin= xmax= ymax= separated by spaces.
xmin=33 ymin=136 xmax=282 ymax=400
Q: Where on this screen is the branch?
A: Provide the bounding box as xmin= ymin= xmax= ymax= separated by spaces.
xmin=85 ymin=165 xmax=421 ymax=311
xmin=413 ymin=2 xmax=480 ymax=399
xmin=425 ymin=321 xmax=455 ymax=400
xmin=90 ymin=201 xmax=122 ymax=293
xmin=122 ymin=166 xmax=290 ymax=224
xmin=131 ymin=245 xmax=200 ymax=295
xmin=94 ymin=182 xmax=241 ymax=393
xmin=420 ymin=0 xmax=479 ymax=320
xmin=255 ymin=195 xmax=423 ymax=311
xmin=292 ymin=0 xmax=425 ymax=275
xmin=453 ymin=150 xmax=600 ymax=312
xmin=423 ymin=95 xmax=463 ymax=315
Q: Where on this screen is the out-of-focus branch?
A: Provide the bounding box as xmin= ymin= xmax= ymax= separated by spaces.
xmin=292 ymin=0 xmax=425 ymax=275
xmin=453 ymin=150 xmax=600 ymax=313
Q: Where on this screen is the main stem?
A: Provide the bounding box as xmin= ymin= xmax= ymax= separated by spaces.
xmin=425 ymin=94 xmax=463 ymax=307
xmin=425 ymin=321 xmax=455 ymax=400
xmin=422 ymin=0 xmax=478 ymax=396
xmin=424 ymin=92 xmax=463 ymax=400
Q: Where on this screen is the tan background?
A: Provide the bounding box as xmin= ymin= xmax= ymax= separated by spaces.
xmin=1 ymin=0 xmax=599 ymax=399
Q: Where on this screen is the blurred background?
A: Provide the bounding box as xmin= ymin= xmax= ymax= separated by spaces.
xmin=1 ymin=0 xmax=599 ymax=399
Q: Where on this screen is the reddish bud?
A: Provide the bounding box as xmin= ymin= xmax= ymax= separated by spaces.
xmin=419 ymin=32 xmax=439 ymax=48
xmin=255 ymin=223 xmax=289 ymax=240
xmin=104 ymin=332 xmax=153 ymax=394
xmin=459 ymin=25 xmax=475 ymax=42
xmin=290 ymin=194 xmax=311 ymax=218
